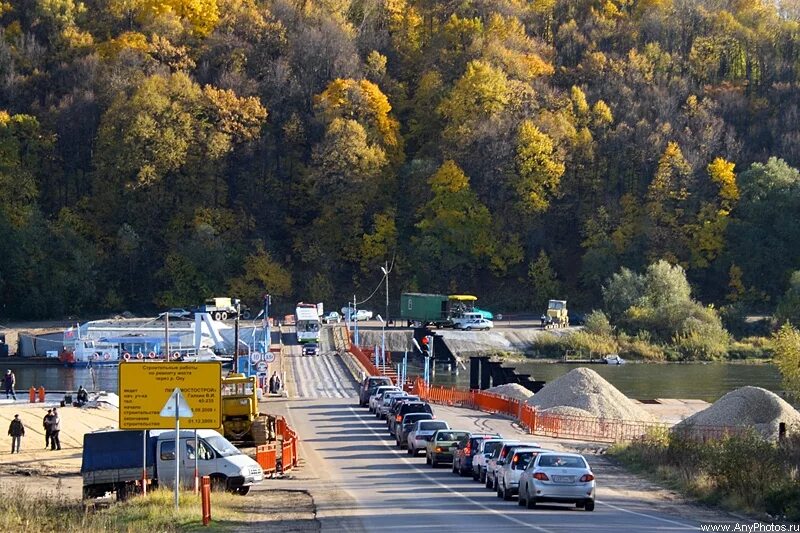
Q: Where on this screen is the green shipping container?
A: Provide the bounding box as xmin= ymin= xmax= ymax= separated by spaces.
xmin=399 ymin=293 xmax=449 ymax=323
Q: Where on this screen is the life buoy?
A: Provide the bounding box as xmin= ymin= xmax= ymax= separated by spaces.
xmin=103 ymin=352 xmax=111 ymax=361
xmin=93 ymin=352 xmax=101 ymax=360
xmin=148 ymin=351 xmax=156 ymax=359
xmin=136 ymin=352 xmax=144 ymax=360
xmin=123 ymin=352 xmax=131 ymax=361
xmin=173 ymin=351 xmax=180 ymax=359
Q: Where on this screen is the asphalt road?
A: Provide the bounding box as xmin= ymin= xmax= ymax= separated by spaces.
xmin=263 ymin=380 xmax=738 ymax=533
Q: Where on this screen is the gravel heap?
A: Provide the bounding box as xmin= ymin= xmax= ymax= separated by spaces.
xmin=525 ymin=367 xmax=656 ymax=422
xmin=538 ymin=405 xmax=595 ymax=418
xmin=485 ymin=383 xmax=535 ymax=402
xmin=675 ymin=386 xmax=800 ymax=440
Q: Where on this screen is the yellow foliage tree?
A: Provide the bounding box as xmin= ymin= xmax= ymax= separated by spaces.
xmin=514 ymin=120 xmax=565 ymax=213
xmin=315 ymin=79 xmax=404 ymax=163
xmin=773 ymin=323 xmax=800 ymax=400
xmin=438 ymin=60 xmax=510 ymax=139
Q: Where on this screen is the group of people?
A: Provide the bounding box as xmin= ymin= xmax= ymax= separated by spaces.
xmin=268 ymin=372 xmax=282 ymax=394
xmin=6 ymin=408 xmax=60 ymax=453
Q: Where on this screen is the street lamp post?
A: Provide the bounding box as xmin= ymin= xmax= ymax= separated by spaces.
xmin=380 ymin=262 xmax=389 ymax=326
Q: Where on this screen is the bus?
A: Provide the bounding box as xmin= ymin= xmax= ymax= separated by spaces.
xmin=295 ymin=303 xmax=321 ymax=344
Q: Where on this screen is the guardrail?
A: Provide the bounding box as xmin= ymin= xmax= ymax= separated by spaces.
xmin=411 ymin=379 xmax=783 ymax=444
xmin=256 ymin=415 xmax=299 ymax=474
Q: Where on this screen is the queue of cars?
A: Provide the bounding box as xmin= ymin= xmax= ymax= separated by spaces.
xmin=359 ymin=376 xmax=597 ymax=512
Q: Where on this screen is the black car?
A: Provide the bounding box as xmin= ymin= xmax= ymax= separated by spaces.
xmin=302 ymin=343 xmax=319 ymax=356
xmin=452 ymin=433 xmax=502 ymax=477
xmin=359 ymin=376 xmax=394 ymax=407
xmin=395 ymin=412 xmax=434 ymax=448
xmin=389 ymin=401 xmax=434 ymax=435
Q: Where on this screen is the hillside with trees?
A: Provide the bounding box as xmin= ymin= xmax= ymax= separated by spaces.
xmin=1 ymin=0 xmax=800 ymax=322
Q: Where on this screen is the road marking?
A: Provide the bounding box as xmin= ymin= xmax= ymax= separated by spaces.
xmin=349 ymin=406 xmax=555 ymax=533
xmin=597 ymin=500 xmax=697 ymax=529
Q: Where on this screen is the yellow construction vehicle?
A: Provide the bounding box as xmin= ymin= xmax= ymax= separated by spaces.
xmin=220 ymin=373 xmax=273 ymax=445
xmin=545 ymin=300 xmax=569 ymax=328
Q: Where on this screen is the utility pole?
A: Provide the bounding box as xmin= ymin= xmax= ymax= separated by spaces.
xmin=165 ymin=312 xmax=170 ymax=361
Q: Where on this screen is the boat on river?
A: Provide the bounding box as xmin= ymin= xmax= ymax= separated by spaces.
xmin=58 ymin=314 xmax=234 ymax=366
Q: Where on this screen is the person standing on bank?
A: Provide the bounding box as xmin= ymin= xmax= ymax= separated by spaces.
xmin=8 ymin=414 xmax=24 ymax=453
xmin=49 ymin=408 xmax=61 ymax=450
xmin=43 ymin=409 xmax=53 ymax=448
xmin=3 ymin=369 xmax=16 ymax=400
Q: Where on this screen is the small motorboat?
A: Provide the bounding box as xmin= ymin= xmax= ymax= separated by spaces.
xmin=604 ymin=354 xmax=626 ymax=365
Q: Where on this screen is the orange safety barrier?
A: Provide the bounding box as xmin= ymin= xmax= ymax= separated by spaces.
xmin=255 ymin=444 xmax=279 ymax=474
xmin=282 ymin=439 xmax=294 ymax=470
xmin=38 ymin=386 xmax=46 ymax=403
xmin=276 ymin=417 xmax=287 ymax=439
xmin=29 ymin=387 xmax=36 ymax=403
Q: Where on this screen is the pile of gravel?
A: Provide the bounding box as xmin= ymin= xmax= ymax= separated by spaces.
xmin=538 ymin=405 xmax=595 ymax=418
xmin=485 ymin=383 xmax=534 ymax=402
xmin=525 ymin=367 xmax=656 ymax=422
xmin=675 ymin=386 xmax=800 ymax=440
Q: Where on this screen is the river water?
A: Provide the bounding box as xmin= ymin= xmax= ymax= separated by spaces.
xmin=6 ymin=360 xmax=784 ymax=403
xmin=428 ymin=361 xmax=784 ymax=403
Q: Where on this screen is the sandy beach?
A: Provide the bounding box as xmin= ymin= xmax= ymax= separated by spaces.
xmin=0 ymin=398 xmax=119 ymax=497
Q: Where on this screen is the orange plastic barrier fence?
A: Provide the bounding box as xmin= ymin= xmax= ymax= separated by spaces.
xmin=276 ymin=417 xmax=287 ymax=439
xmin=349 ymin=344 xmax=382 ymax=378
xmin=282 ymin=439 xmax=294 ymax=469
xmin=413 ymin=378 xmax=667 ymax=444
xmin=255 ymin=445 xmax=278 ymax=474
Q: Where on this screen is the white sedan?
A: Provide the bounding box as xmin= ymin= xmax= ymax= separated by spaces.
xmin=369 ymin=386 xmax=400 ymax=413
xmin=518 ymin=452 xmax=596 ymax=511
xmin=407 ymin=420 xmax=449 ymax=456
xmin=459 ymin=318 xmax=493 ymax=331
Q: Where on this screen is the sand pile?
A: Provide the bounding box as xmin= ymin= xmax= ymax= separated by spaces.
xmin=485 ymin=383 xmax=534 ymax=402
xmin=525 ymin=367 xmax=656 ymax=422
xmin=675 ymin=386 xmax=800 ymax=440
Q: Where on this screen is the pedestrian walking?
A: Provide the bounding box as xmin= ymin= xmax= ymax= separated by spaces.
xmin=274 ymin=374 xmax=282 ymax=393
xmin=8 ymin=414 xmax=24 ymax=453
xmin=49 ymin=408 xmax=61 ymax=450
xmin=268 ymin=372 xmax=276 ymax=394
xmin=3 ymin=369 xmax=16 ymax=400
xmin=43 ymin=409 xmax=53 ymax=448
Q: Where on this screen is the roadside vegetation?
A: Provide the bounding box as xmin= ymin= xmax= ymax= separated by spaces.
xmin=0 ymin=487 xmax=249 ymax=532
xmin=610 ymin=429 xmax=800 ymax=522
xmin=532 ymin=260 xmax=778 ymax=362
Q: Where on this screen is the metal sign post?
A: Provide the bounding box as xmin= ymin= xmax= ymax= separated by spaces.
xmin=160 ymin=388 xmax=193 ymax=509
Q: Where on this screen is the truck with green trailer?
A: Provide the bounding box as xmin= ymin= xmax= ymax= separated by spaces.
xmin=399 ymin=293 xmax=451 ymax=327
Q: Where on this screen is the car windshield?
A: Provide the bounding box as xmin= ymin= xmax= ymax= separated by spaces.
xmin=483 ymin=441 xmax=503 ymax=455
xmin=437 ymin=431 xmax=469 ymax=441
xmin=512 ymin=451 xmax=536 ymax=468
xmin=204 ymin=435 xmax=241 ymax=457
xmin=404 ymin=414 xmax=432 ymax=424
xmin=538 ymin=455 xmax=587 ymax=468
xmin=420 ymin=421 xmax=447 ymax=431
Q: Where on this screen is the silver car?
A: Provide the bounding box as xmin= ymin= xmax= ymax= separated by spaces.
xmin=407 ymin=420 xmax=449 ymax=456
xmin=518 ymin=452 xmax=596 ymax=511
xmin=473 ymin=439 xmax=506 ymax=482
xmin=377 ymin=391 xmax=407 ymax=419
xmin=496 ymin=447 xmax=550 ymax=500
xmin=369 ymin=386 xmax=400 ymax=413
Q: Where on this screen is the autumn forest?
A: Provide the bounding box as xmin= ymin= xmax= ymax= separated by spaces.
xmin=1 ymin=0 xmax=800 ymax=323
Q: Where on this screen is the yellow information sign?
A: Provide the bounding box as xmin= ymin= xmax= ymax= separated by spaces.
xmin=119 ymin=362 xmax=222 ymax=429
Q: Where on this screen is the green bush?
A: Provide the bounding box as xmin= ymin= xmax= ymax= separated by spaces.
xmin=584 ymin=310 xmax=613 ymax=336
xmin=531 ymin=332 xmax=565 ymax=357
xmin=618 ymin=335 xmax=665 ymax=361
xmin=672 ymin=313 xmax=730 ymax=361
xmin=764 ymin=483 xmax=800 ymax=521
xmin=566 ymin=330 xmax=618 ymax=356
xmin=727 ymin=337 xmax=773 ymax=359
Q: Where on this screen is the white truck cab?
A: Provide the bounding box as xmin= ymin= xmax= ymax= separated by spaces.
xmin=153 ymin=429 xmax=263 ymax=494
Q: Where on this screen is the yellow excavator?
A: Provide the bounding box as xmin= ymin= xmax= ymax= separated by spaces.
xmin=220 ymin=373 xmax=274 ymax=445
